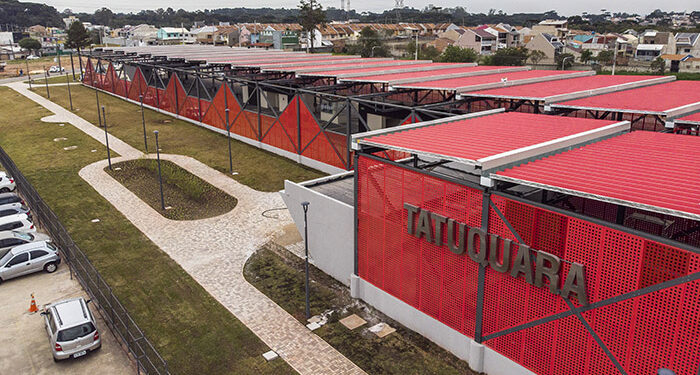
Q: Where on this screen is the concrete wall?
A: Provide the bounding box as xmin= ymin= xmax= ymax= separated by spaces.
xmin=281 ymin=175 xmax=355 ymax=286
xmin=351 ymin=275 xmax=535 ymax=375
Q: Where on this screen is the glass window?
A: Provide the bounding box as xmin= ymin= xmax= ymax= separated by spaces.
xmin=57 ymin=322 xmax=95 ymax=342
xmin=49 ymin=313 xmax=57 ymax=333
xmin=13 ymin=232 xmax=33 ymax=241
xmin=30 ymin=250 xmax=48 ymax=259
xmin=7 ymin=252 xmax=28 ymax=266
xmin=46 ymin=242 xmax=58 ymax=251
xmin=0 ymin=223 xmax=13 ymax=231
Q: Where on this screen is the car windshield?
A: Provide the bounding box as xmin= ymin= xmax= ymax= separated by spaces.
xmin=0 ymin=250 xmax=11 ymax=265
xmin=57 ymin=322 xmax=95 ymax=342
xmin=46 ymin=242 xmax=57 ymax=251
xmin=13 ymin=232 xmax=33 ymax=241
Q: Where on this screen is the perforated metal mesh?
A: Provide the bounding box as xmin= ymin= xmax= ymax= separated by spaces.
xmin=356 ymin=157 xmax=700 ymax=375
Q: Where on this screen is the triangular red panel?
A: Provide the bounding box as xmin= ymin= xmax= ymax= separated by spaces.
xmin=202 ymin=84 xmax=230 ymax=130
xmin=160 ymin=74 xmax=185 ymax=115
xmin=261 ymin=95 xmax=299 ymax=153
xmin=127 ymin=67 xmax=147 ymax=102
xmin=299 ymin=97 xmax=346 ymax=169
xmin=102 ymin=63 xmax=116 ymax=93
xmin=82 ymin=58 xmax=95 ymax=85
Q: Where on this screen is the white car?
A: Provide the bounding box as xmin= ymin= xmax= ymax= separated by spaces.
xmin=0 ymin=172 xmax=16 ymax=193
xmin=42 ymin=297 xmax=101 ymax=361
xmin=0 ymin=214 xmax=35 ymax=234
xmin=48 ymin=66 xmax=65 ymax=74
xmin=27 ymin=55 xmax=40 ymax=60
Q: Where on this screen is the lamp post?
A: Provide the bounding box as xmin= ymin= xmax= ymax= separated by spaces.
xmin=66 ymin=73 xmax=73 ymax=111
xmin=140 ymin=94 xmax=148 ymax=153
xmin=154 ymin=130 xmax=165 ymax=211
xmin=225 ymin=108 xmax=233 ymax=173
xmin=301 ymin=201 xmax=311 ymax=319
xmin=561 ymin=56 xmax=573 ymax=70
xmin=101 ymin=106 xmax=112 ymax=170
xmin=44 ymin=70 xmax=50 ymax=99
xmin=25 ymin=60 xmax=31 ymax=89
xmin=95 ymin=83 xmax=102 ymax=128
xmin=371 ymin=45 xmax=379 ymax=57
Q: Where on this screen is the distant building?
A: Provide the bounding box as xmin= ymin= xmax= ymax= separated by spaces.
xmin=675 ymin=33 xmax=700 ymax=56
xmin=635 ymin=30 xmax=675 ymax=61
xmin=62 ymin=16 xmax=79 ymax=29
xmin=156 ymin=27 xmax=194 ymax=44
xmin=526 ymin=32 xmax=564 ymax=64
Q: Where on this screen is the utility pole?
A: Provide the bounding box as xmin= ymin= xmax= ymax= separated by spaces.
xmin=612 ymin=39 xmax=619 ymax=76
xmin=414 ymin=31 xmax=419 ymax=60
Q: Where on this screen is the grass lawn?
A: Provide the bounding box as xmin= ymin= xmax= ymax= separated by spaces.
xmin=31 ymin=84 xmax=325 ymax=192
xmin=106 ymin=159 xmax=237 ymax=220
xmin=0 ymin=87 xmax=295 ymax=375
xmin=244 ymin=245 xmax=481 ymax=375
xmin=27 ymin=74 xmax=81 ymax=84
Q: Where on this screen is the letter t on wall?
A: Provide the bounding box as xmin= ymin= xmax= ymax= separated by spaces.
xmin=404 ymin=203 xmax=420 ymax=235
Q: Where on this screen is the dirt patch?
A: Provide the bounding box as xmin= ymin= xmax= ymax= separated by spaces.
xmin=106 ymin=158 xmax=237 ymax=220
xmin=244 ymin=245 xmax=482 ymax=375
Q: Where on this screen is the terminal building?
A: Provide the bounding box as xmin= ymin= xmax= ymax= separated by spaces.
xmin=79 ymin=46 xmax=700 ymax=375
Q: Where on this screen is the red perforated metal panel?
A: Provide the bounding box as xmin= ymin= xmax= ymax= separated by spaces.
xmin=357 ymin=156 xmax=700 ymax=375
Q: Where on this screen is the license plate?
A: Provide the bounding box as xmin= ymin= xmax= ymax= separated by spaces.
xmin=73 ymin=350 xmax=87 ymax=358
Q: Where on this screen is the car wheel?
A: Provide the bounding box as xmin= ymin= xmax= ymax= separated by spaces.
xmin=53 ymin=356 xmax=59 ymax=362
xmin=44 ymin=262 xmax=58 ymax=273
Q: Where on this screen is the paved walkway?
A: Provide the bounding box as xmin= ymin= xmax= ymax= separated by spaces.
xmin=5 ymin=82 xmax=365 ymax=375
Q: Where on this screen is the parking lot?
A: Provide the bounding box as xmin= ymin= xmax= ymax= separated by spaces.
xmin=0 ymin=264 xmax=135 ymax=374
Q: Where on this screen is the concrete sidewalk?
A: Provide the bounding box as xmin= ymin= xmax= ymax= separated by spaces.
xmin=5 ymin=82 xmax=366 ymax=375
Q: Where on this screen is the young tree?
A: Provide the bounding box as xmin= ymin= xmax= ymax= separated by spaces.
xmin=580 ymin=50 xmax=593 ymax=64
xmin=298 ymin=0 xmax=325 ymax=52
xmin=437 ymin=45 xmax=478 ymax=63
xmin=65 ymin=21 xmax=91 ymax=53
xmin=528 ymin=50 xmax=546 ymax=65
xmin=651 ymin=57 xmax=666 ymax=74
xmin=596 ymin=50 xmax=614 ymax=66
xmin=490 ymin=47 xmax=529 ymax=66
xmin=18 ymin=38 xmax=42 ymax=55
xmin=350 ymin=27 xmax=388 ymax=57
xmin=555 ymin=52 xmax=575 ymax=70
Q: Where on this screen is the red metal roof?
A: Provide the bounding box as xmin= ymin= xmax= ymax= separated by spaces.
xmin=343 ymin=65 xmax=517 ymax=83
xmin=493 ymin=131 xmax=700 ymax=220
xmin=300 ymin=62 xmax=452 ymax=77
xmin=675 ymin=112 xmax=700 ymax=124
xmin=465 ymin=75 xmax=670 ymax=101
xmin=550 ymin=80 xmax=700 ymax=115
xmin=357 ymin=112 xmax=621 ymax=165
xmin=396 ymin=70 xmax=589 ymax=91
xmin=264 ymin=59 xmax=403 ymax=72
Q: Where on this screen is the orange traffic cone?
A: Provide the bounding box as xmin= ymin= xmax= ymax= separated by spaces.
xmin=28 ymin=293 xmax=38 ymax=313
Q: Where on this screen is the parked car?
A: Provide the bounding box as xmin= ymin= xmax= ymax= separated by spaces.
xmin=41 ymin=297 xmax=101 ymax=361
xmin=27 ymin=55 xmax=40 ymax=60
xmin=0 ymin=231 xmax=50 ymax=253
xmin=0 ymin=172 xmax=15 ymax=193
xmin=0 ymin=213 xmax=35 ymax=234
xmin=0 ymin=192 xmax=24 ymax=208
xmin=0 ymin=240 xmax=60 ymax=283
xmin=0 ymin=205 xmax=31 ymax=219
xmin=48 ymin=66 xmax=65 ymax=74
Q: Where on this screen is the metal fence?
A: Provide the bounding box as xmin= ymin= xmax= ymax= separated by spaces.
xmin=0 ymin=145 xmax=169 ymax=375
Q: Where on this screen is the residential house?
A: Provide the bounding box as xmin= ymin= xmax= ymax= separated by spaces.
xmin=675 ymin=33 xmax=700 ymax=56
xmin=437 ymin=27 xmax=466 ymax=43
xmin=260 ymin=26 xmax=300 ymax=50
xmin=493 ymin=23 xmax=521 ymax=48
xmin=156 ymin=27 xmax=194 ymax=44
xmin=27 ymin=25 xmax=48 ymax=39
xmin=525 ymin=32 xmax=564 ymax=64
xmin=532 ymin=19 xmax=569 ymax=39
xmin=428 ymin=37 xmax=454 ymax=52
xmin=455 ymin=28 xmax=497 ymax=55
xmin=635 ymin=30 xmax=676 ymax=61
xmin=192 ymin=26 xmax=218 ymax=44
xmin=679 ymin=57 xmax=700 ymax=72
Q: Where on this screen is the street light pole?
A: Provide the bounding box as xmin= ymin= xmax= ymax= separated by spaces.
xmin=66 ymin=73 xmax=73 ymax=111
xmin=102 ymin=106 xmax=112 ymax=170
xmin=95 ymin=83 xmax=102 ymax=128
xmin=44 ymin=70 xmax=50 ymax=99
xmin=226 ymin=108 xmax=233 ymax=174
xmin=561 ymin=56 xmax=572 ymax=70
xmin=140 ymin=94 xmax=148 ymax=153
xmin=301 ymin=201 xmax=310 ymax=319
xmin=154 ymin=130 xmax=165 ymax=210
xmin=25 ymin=60 xmax=31 ymax=89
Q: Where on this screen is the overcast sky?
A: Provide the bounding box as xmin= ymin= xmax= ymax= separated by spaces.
xmin=38 ymin=0 xmax=698 ymax=16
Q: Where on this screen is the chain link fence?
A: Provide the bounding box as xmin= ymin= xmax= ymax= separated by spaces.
xmin=0 ymin=145 xmax=169 ymax=375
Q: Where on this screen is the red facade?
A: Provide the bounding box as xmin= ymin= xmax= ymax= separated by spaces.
xmin=356 ymin=155 xmax=700 ymax=375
